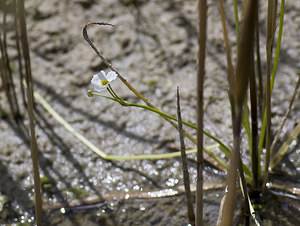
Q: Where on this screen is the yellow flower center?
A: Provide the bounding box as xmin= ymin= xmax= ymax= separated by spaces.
xmin=101 ymin=79 xmax=109 ymax=86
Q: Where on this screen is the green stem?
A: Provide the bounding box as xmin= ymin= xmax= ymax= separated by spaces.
xmin=92 ymin=91 xmax=232 ymax=158
xmin=233 ymin=0 xmax=240 ymax=37
xmin=34 ymin=90 xmax=221 ymax=161
xmin=258 ymin=0 xmax=285 ymax=172
xmin=92 ymin=91 xmax=255 ymax=178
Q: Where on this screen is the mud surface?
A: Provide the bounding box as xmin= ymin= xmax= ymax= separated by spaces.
xmin=0 ymin=0 xmax=299 ymax=225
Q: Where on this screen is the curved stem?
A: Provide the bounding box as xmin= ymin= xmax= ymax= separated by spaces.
xmin=34 ymin=90 xmax=221 ymax=161
xmin=93 ymin=91 xmax=232 ymax=158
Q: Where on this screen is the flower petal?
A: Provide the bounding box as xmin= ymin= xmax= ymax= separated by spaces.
xmin=93 ymin=84 xmax=107 ymax=92
xmin=91 ymin=74 xmax=100 ymax=86
xmin=92 ymin=81 xmax=107 ymax=92
xmin=90 ymin=70 xmax=118 ymax=93
xmin=91 ymin=73 xmax=107 ymax=92
xmin=105 ymin=71 xmax=118 ymax=82
xmin=99 ymin=71 xmax=107 ymax=80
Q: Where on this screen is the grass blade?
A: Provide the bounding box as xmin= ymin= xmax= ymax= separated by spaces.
xmin=177 ymin=87 xmax=195 ymax=225
xmin=249 ymin=10 xmax=259 ymax=187
xmin=0 ymin=5 xmax=20 ymax=120
xmin=218 ymin=0 xmax=253 ymax=183
xmin=14 ymin=0 xmax=27 ymax=108
xmin=271 ymin=75 xmax=300 ymax=152
xmin=218 ymin=0 xmax=234 ymax=94
xmin=270 ymin=122 xmax=300 ymax=169
xmin=233 ymin=0 xmax=239 ymax=37
xmin=263 ymin=0 xmax=278 ymax=186
xmin=219 ymin=0 xmax=257 ymax=224
xmin=255 ymin=3 xmax=263 ymax=117
xmin=17 ymin=0 xmax=43 ymax=224
xmin=258 ymin=0 xmax=285 ymax=159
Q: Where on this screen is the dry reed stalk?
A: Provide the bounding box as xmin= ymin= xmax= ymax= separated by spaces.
xmin=218 ymin=0 xmax=257 ymax=225
xmin=196 ymin=0 xmax=207 ymax=225
xmin=17 ymin=0 xmax=43 ymax=225
xmin=0 ymin=5 xmax=20 ymax=120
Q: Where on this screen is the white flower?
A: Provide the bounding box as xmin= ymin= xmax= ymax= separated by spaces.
xmin=91 ymin=70 xmax=118 ymax=92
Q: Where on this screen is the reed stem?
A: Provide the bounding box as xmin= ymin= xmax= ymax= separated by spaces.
xmin=263 ymin=0 xmax=278 ymax=187
xmin=17 ymin=0 xmax=43 ymax=224
xmin=196 ymin=0 xmax=207 ymax=225
xmin=219 ymin=0 xmax=257 ymax=224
